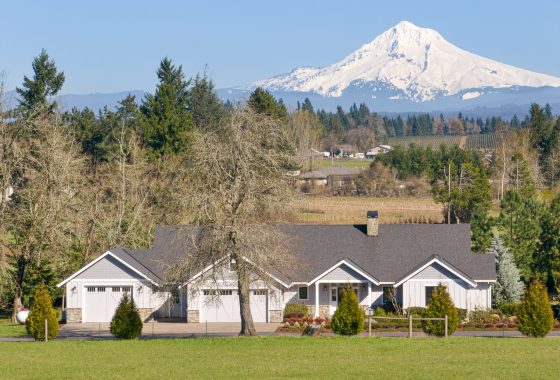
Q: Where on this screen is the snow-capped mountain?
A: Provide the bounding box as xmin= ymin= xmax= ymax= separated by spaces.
xmin=221 ymin=21 xmax=560 ymax=114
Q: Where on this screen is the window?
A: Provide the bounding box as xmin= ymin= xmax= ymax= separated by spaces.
xmin=122 ymin=286 xmax=132 ymax=293
xmin=112 ymin=287 xmax=121 ymax=292
xmin=252 ymin=289 xmax=267 ymax=296
xmin=97 ymin=287 xmax=106 ymax=292
xmin=425 ymin=286 xmax=436 ymax=306
xmin=331 ymin=288 xmax=337 ymax=302
xmin=171 ymin=288 xmax=180 ymax=304
xmin=203 ymin=289 xmax=234 ymax=296
xmin=86 ymin=286 xmax=96 ymax=292
xmin=298 ymin=286 xmax=308 ymax=300
xmin=382 ymin=287 xmax=392 ymax=304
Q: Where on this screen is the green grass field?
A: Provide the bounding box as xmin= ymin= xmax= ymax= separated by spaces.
xmin=0 ymin=337 xmax=558 ymax=379
xmin=317 ymin=158 xmax=370 ymax=169
xmin=0 ymin=319 xmax=27 ymax=337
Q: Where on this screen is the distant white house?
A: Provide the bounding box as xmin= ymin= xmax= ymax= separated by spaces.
xmin=0 ymin=186 xmax=14 ymax=203
xmin=365 ymin=144 xmax=393 ymax=159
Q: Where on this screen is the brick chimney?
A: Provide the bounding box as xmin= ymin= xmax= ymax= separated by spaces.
xmin=367 ymin=210 xmax=379 ymax=237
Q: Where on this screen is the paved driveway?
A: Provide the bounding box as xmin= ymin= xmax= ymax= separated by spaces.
xmin=59 ymin=322 xmax=280 ymax=339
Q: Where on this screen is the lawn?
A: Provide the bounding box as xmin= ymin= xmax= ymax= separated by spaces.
xmin=0 ymin=318 xmax=27 ymax=337
xmin=317 ymin=158 xmax=371 ymax=169
xmin=0 ymin=337 xmax=559 ymax=379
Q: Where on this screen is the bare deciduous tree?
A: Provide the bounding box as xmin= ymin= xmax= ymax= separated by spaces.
xmin=174 ymin=108 xmax=298 ymax=336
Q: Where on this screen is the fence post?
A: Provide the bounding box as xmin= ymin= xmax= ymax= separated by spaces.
xmin=45 ymin=319 xmax=48 ymax=342
xmin=445 ymin=315 xmax=448 ymax=338
xmin=368 ymin=308 xmax=371 ymax=337
xmin=408 ymin=314 xmax=412 ymax=338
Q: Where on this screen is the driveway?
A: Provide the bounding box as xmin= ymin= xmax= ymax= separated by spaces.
xmin=58 ymin=322 xmax=280 ymax=339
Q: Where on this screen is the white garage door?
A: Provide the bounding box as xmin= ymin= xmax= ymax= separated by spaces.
xmin=84 ymin=286 xmax=132 ymax=322
xmin=202 ymin=289 xmax=268 ymax=323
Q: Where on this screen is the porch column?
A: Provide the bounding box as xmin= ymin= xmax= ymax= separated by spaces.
xmin=367 ymin=282 xmax=372 ymax=308
xmin=315 ymin=282 xmax=320 ymax=317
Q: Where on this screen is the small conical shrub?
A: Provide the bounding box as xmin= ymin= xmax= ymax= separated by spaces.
xmin=332 ymin=287 xmax=364 ymax=335
xmin=422 ymin=283 xmax=459 ymax=336
xmin=26 ymin=284 xmax=59 ymax=340
xmin=110 ymin=293 xmax=143 ymax=339
xmin=517 ymin=278 xmax=553 ymax=337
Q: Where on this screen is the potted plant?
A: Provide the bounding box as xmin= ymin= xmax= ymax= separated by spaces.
xmin=16 ymin=307 xmax=29 ymax=324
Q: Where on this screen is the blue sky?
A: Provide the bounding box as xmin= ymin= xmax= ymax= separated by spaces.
xmin=2 ymin=0 xmax=560 ymax=94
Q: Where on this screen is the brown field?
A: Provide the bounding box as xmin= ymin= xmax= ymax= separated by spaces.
xmin=292 ymin=196 xmax=444 ymax=224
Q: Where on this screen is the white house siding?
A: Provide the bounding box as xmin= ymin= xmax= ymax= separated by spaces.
xmin=185 ymin=268 xmax=286 ymax=323
xmin=320 ymin=264 xmax=368 ymax=282
xmin=400 ymin=263 xmax=491 ymax=311
xmin=65 ymin=254 xmax=173 ymax=322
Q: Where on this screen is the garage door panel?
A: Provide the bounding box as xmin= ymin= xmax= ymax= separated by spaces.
xmin=84 ymin=285 xmax=132 ymax=322
xmin=201 ymin=289 xmax=267 ymax=323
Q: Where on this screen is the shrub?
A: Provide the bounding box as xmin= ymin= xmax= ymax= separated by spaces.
xmin=283 ymin=304 xmax=309 ymax=318
xmin=517 ymin=279 xmax=554 ymax=337
xmin=110 ymin=293 xmax=143 ymax=339
xmin=498 ymin=301 xmax=518 ymax=317
xmin=405 ymin=307 xmax=427 ymax=317
xmin=422 ymin=283 xmax=459 ymax=336
xmin=331 ymin=287 xmax=365 ymax=335
xmin=373 ymin=307 xmax=386 ymax=316
xmin=26 ymin=284 xmax=59 ymax=340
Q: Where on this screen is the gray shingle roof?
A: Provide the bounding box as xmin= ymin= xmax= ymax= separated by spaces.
xmin=110 ymin=223 xmax=495 ymax=285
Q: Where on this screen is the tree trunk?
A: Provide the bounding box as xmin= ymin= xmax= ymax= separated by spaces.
xmin=237 ymin=271 xmax=257 ymax=336
xmin=11 ymin=256 xmax=27 ymax=323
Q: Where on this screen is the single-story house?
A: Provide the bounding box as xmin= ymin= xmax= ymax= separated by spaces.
xmin=300 ymin=167 xmax=363 ymax=189
xmin=365 ymin=144 xmax=393 ymax=158
xmin=58 ymin=212 xmax=496 ymax=323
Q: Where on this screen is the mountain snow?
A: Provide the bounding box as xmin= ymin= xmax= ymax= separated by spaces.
xmin=248 ymin=21 xmax=560 ymax=102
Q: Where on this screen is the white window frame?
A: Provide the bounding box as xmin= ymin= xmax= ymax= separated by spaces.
xmin=298 ymin=286 xmax=308 ymax=300
xmin=382 ymin=286 xmax=392 ymax=304
xmin=424 ymin=285 xmax=437 ymax=306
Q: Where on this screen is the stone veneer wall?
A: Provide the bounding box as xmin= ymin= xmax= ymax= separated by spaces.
xmin=307 ymin=305 xmax=330 ymax=318
xmin=66 ymin=308 xmax=82 ymax=323
xmin=138 ymin=308 xmax=154 ymax=322
xmin=187 ymin=310 xmax=199 ymax=323
xmin=269 ymin=310 xmax=282 ymax=323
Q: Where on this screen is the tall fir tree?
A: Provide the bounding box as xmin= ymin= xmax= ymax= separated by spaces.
xmin=536 ymin=193 xmax=560 ymax=292
xmin=16 ymin=49 xmax=65 ymax=114
xmin=140 ymin=58 xmax=193 ymax=156
xmin=187 ymin=73 xmax=227 ymax=130
xmin=247 ymin=87 xmax=288 ymax=122
xmin=490 ymin=235 xmax=524 ymax=305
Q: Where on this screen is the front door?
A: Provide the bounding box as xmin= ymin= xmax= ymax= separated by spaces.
xmin=329 ymin=286 xmax=359 ymax=315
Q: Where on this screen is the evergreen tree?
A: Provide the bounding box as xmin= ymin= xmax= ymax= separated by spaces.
xmin=26 ymin=284 xmax=59 ymax=340
xmin=247 ymin=87 xmax=288 ymax=122
xmin=16 ymin=49 xmax=65 ymax=114
xmin=470 ymin=209 xmax=493 ymax=253
xmin=110 ymin=293 xmax=143 ymax=339
xmin=187 ymin=73 xmax=227 ymax=130
xmin=499 ymin=191 xmax=545 ymax=282
xmin=517 ymin=278 xmax=554 ymax=337
xmin=490 ymin=235 xmax=524 ymax=305
xmin=301 ymin=97 xmax=314 ymax=113
xmin=536 ymin=193 xmax=560 ymax=292
xmin=422 ymin=283 xmax=459 ymax=336
xmin=140 ymin=58 xmax=193 ymax=156
xmin=331 ymin=287 xmax=364 ymax=336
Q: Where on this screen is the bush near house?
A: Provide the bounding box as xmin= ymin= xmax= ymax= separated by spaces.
xmin=26 ymin=284 xmax=59 ymax=340
xmin=283 ymin=304 xmax=309 ymax=318
xmin=331 ymin=287 xmax=364 ymax=335
xmin=422 ymin=283 xmax=459 ymax=336
xmin=110 ymin=293 xmax=143 ymax=339
xmin=517 ymin=279 xmax=554 ymax=337
xmin=497 ymin=301 xmax=518 ymax=317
